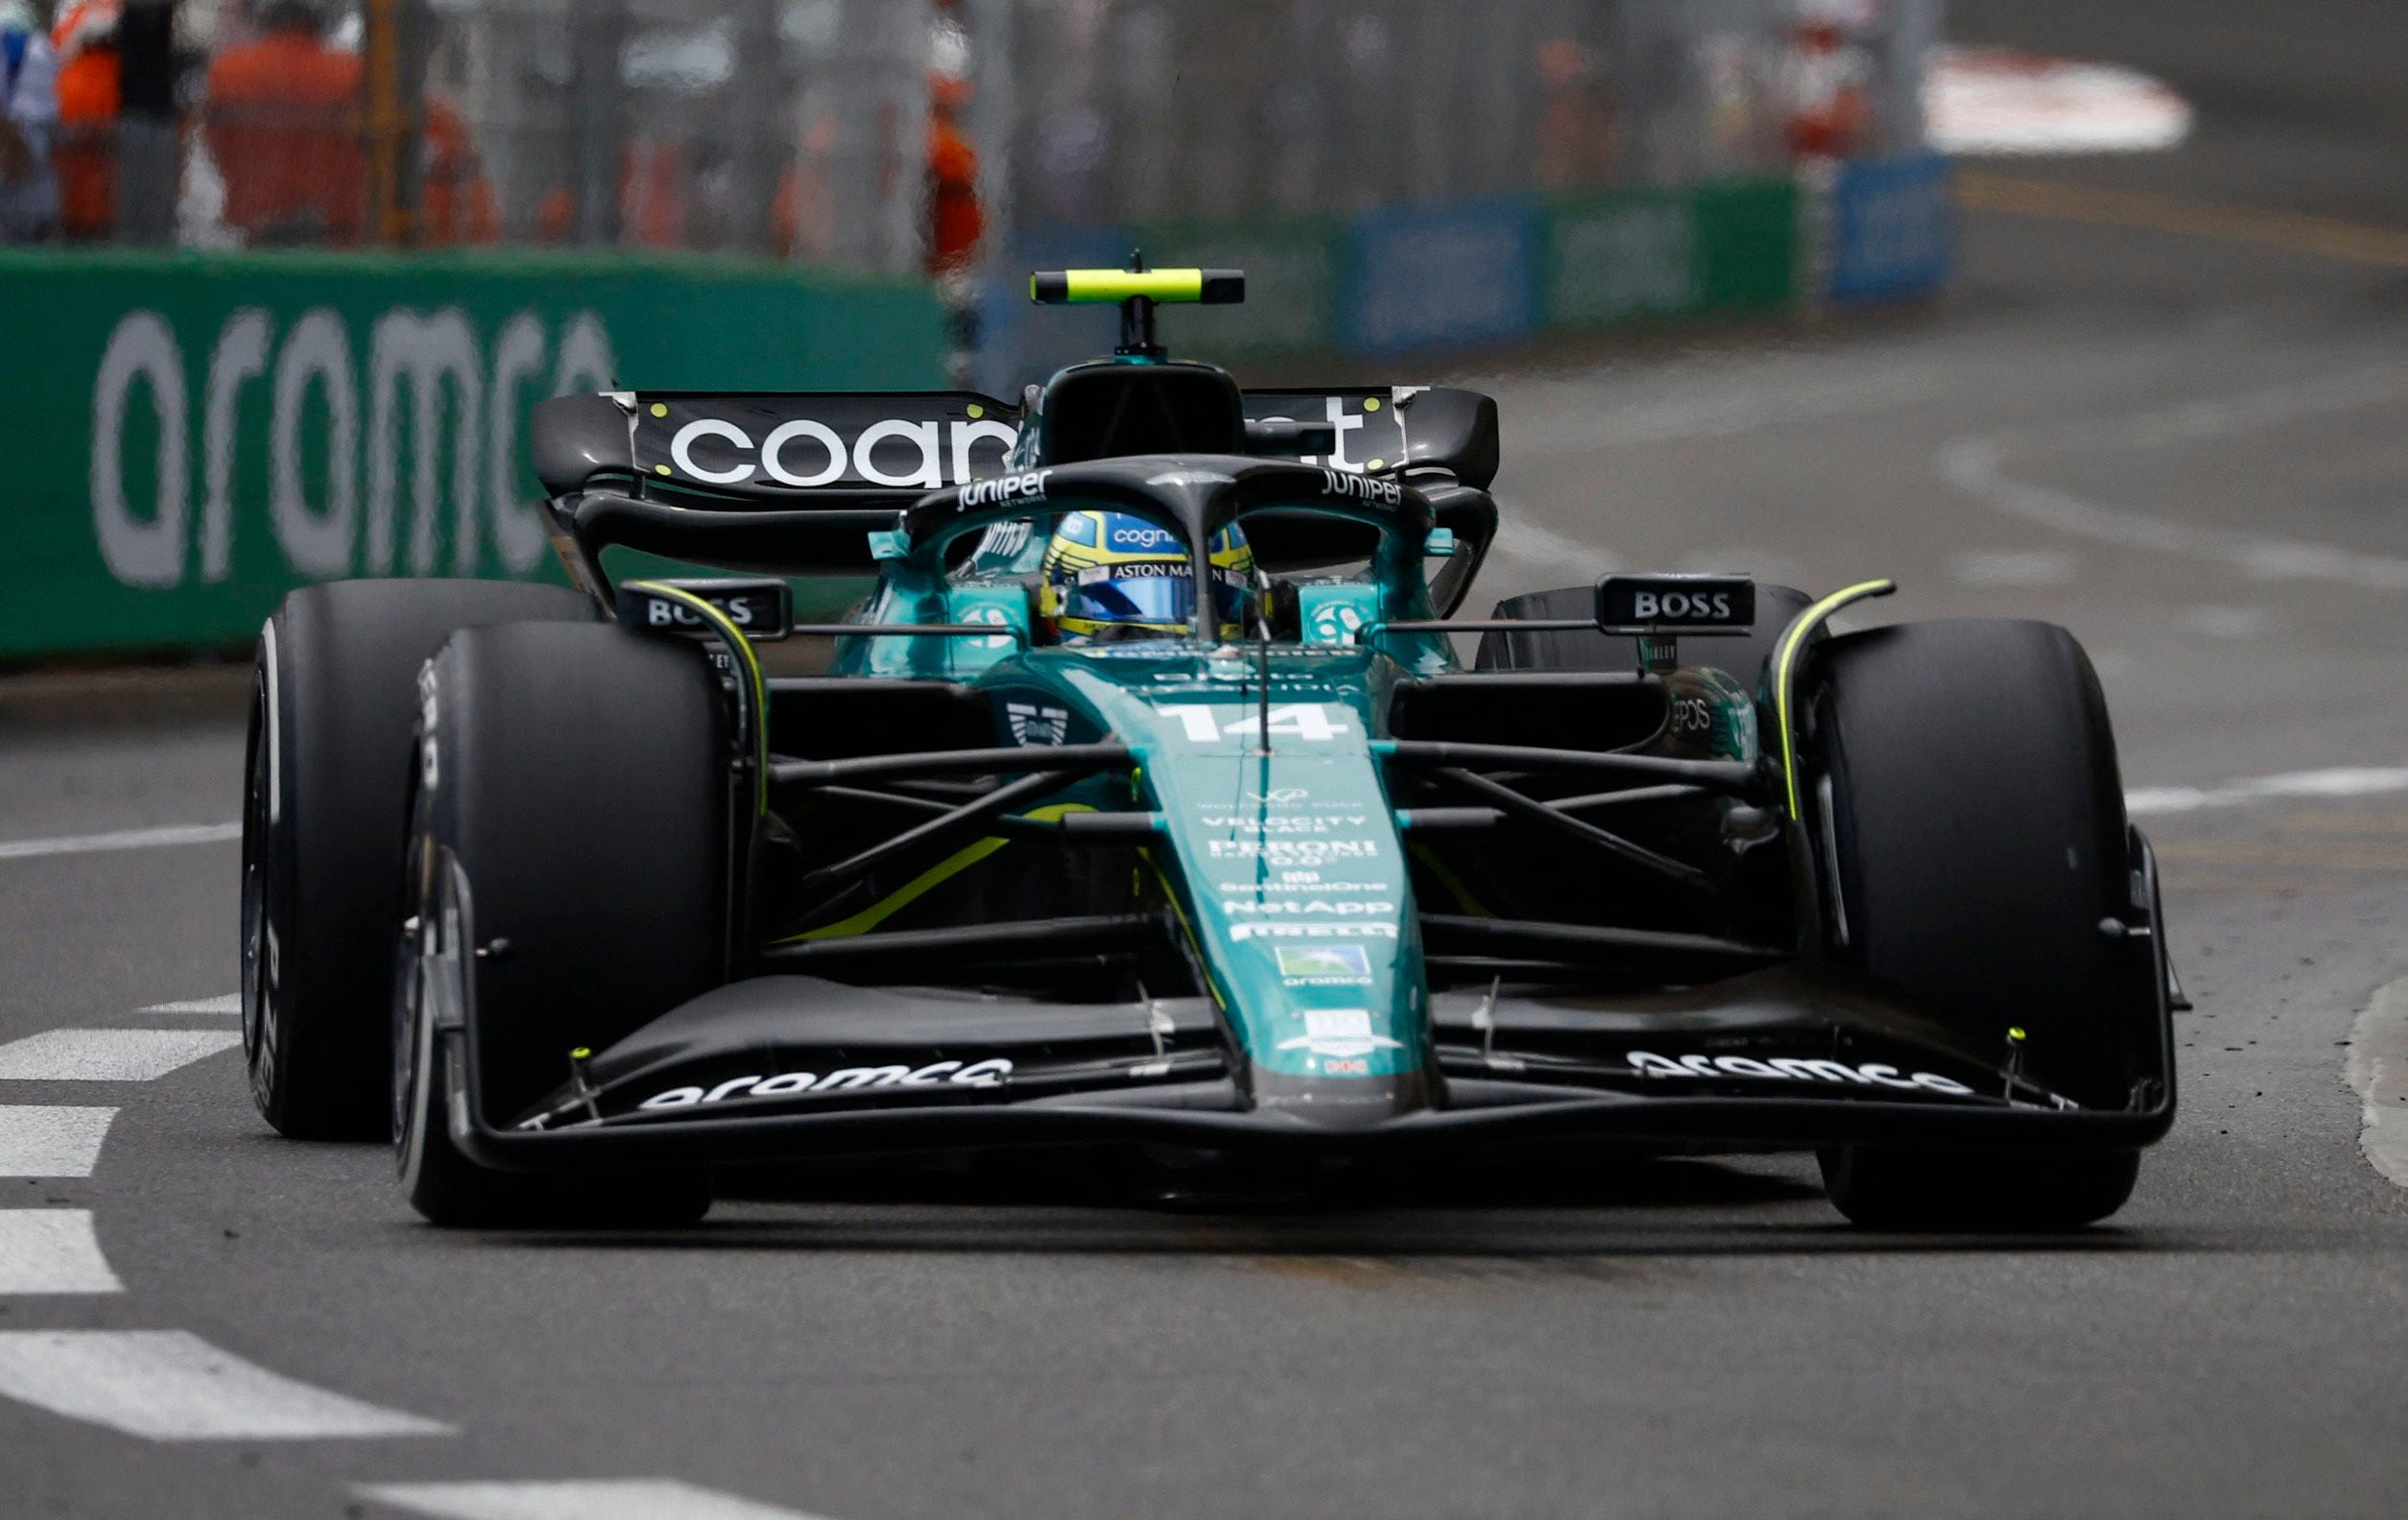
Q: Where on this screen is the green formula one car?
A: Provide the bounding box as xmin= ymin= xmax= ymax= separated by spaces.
xmin=240 ymin=265 xmax=2179 ymax=1229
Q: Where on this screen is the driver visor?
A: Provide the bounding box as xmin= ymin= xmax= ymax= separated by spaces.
xmin=1065 ymin=564 xmax=1248 ymax=627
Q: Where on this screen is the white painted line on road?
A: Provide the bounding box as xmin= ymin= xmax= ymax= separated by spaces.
xmin=138 ymin=994 xmax=241 ymax=1016
xmin=359 ymin=1479 xmax=834 ymax=1520
xmin=1939 ymin=366 xmax=2408 ymax=592
xmin=1509 ymin=363 xmax=1948 ymax=456
xmin=1673 ymin=547 xmax=1803 ymax=586
xmin=2173 ymin=605 xmax=2273 ymax=640
xmin=0 ymin=1212 xmax=123 ymax=1294
xmin=1492 ymin=518 xmax=1616 ymax=577
xmin=1950 ymin=549 xmax=2080 ymax=586
xmin=0 ymin=822 xmax=242 ymax=863
xmin=0 ymin=1330 xmax=452 ymax=1440
xmin=2346 ymin=978 xmax=2408 ymax=1190
xmin=0 ymin=1030 xmax=244 ymax=1082
xmin=0 ymin=1106 xmax=117 ymax=1176
xmin=2126 ymin=768 xmax=2408 ymax=817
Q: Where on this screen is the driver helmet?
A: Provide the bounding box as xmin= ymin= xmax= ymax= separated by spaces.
xmin=1039 ymin=511 xmax=1254 ymax=644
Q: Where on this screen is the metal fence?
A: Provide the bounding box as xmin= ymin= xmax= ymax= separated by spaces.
xmin=963 ymin=0 xmax=1938 ymax=236
xmin=14 ymin=0 xmax=934 ymax=265
xmin=7 ymin=0 xmax=1937 ymax=264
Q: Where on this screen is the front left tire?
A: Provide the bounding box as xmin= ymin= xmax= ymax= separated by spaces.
xmin=394 ymin=618 xmax=727 ymax=1226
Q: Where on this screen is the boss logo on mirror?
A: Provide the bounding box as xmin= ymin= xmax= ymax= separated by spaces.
xmin=1596 ymin=575 xmax=1755 ymax=629
xmin=613 ymin=580 xmax=792 ymax=641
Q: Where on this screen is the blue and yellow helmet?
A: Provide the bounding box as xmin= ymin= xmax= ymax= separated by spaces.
xmin=1038 ymin=511 xmax=1255 ymax=644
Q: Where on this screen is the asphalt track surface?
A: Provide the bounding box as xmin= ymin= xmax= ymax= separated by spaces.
xmin=6 ymin=20 xmax=2408 ymax=1520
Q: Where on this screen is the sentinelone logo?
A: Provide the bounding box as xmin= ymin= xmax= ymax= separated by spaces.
xmin=88 ymin=306 xmax=616 ymax=589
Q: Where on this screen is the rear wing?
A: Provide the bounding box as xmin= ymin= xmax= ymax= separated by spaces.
xmin=533 ymin=390 xmax=1023 ymax=506
xmin=532 ymin=382 xmax=1498 ymax=576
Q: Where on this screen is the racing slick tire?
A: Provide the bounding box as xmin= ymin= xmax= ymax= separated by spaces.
xmin=1473 ymin=582 xmax=1815 ymax=687
xmin=1807 ymin=618 xmax=2150 ymax=1230
xmin=396 ymin=620 xmax=725 ymax=1227
xmin=243 ymin=579 xmax=596 ymax=1141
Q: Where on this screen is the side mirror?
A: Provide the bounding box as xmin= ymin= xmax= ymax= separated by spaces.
xmin=1593 ymin=573 xmax=1755 ymax=632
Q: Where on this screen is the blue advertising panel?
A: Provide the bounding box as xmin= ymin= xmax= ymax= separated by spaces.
xmin=1343 ymin=198 xmax=1539 ymax=355
xmin=1828 ymin=152 xmax=1954 ymax=303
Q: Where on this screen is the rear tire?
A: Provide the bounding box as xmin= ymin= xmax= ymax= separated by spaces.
xmin=243 ymin=579 xmax=595 ymax=1140
xmin=395 ymin=619 xmax=726 ymax=1227
xmin=1809 ymin=619 xmax=2157 ymax=1230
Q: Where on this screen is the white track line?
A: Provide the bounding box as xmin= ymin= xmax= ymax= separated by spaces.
xmin=0 ymin=822 xmax=242 ymax=862
xmin=0 ymin=1106 xmax=117 ymax=1176
xmin=1938 ymin=366 xmax=2408 ymax=592
xmin=1491 ymin=518 xmax=1618 ymax=576
xmin=0 ymin=1330 xmax=451 ymax=1440
xmin=0 ymin=1029 xmax=243 ymax=1082
xmin=359 ymin=1480 xmax=834 ymax=1520
xmin=138 ymin=994 xmax=241 ymax=1016
xmin=2126 ymin=767 xmax=2408 ymax=817
xmin=2347 ymin=978 xmax=2408 ymax=1190
xmin=0 ymin=1212 xmax=123 ymax=1294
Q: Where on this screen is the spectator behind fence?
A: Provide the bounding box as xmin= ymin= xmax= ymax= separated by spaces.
xmin=204 ymin=0 xmax=362 ymax=245
xmin=50 ymin=0 xmax=119 ymax=240
xmin=926 ymin=70 xmax=981 ymax=276
xmin=0 ymin=0 xmax=60 ymax=241
xmin=420 ymin=96 xmax=496 ymax=246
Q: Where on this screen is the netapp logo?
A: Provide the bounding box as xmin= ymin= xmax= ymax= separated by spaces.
xmin=1626 ymin=1050 xmax=1973 ymax=1096
xmin=1221 ymin=899 xmax=1395 ymax=915
xmin=957 ymin=470 xmax=1051 ymax=511
xmin=638 ymin=1058 xmax=1013 ymax=1109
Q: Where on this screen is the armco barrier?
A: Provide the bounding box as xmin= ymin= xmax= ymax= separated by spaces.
xmin=1 ymin=250 xmax=946 ymax=659
xmin=1826 ymin=152 xmax=1953 ymax=303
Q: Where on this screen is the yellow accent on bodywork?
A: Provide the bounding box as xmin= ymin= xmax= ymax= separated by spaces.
xmin=1772 ymin=579 xmax=1896 ymax=819
xmin=1142 ymin=849 xmax=1224 ymax=1010
xmin=775 ymin=802 xmax=1096 ymax=942
xmin=1409 ymin=842 xmax=1494 ymax=918
xmin=622 ymin=581 xmax=770 ymax=816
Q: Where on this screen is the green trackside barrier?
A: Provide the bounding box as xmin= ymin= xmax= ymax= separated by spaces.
xmin=1116 ymin=214 xmax=1343 ymax=357
xmin=0 ymin=248 xmax=947 ymax=658
xmin=1541 ymin=176 xmax=1798 ymax=331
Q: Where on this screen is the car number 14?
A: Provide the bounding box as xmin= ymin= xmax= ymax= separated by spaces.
xmin=1160 ymin=703 xmax=1352 ymax=743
